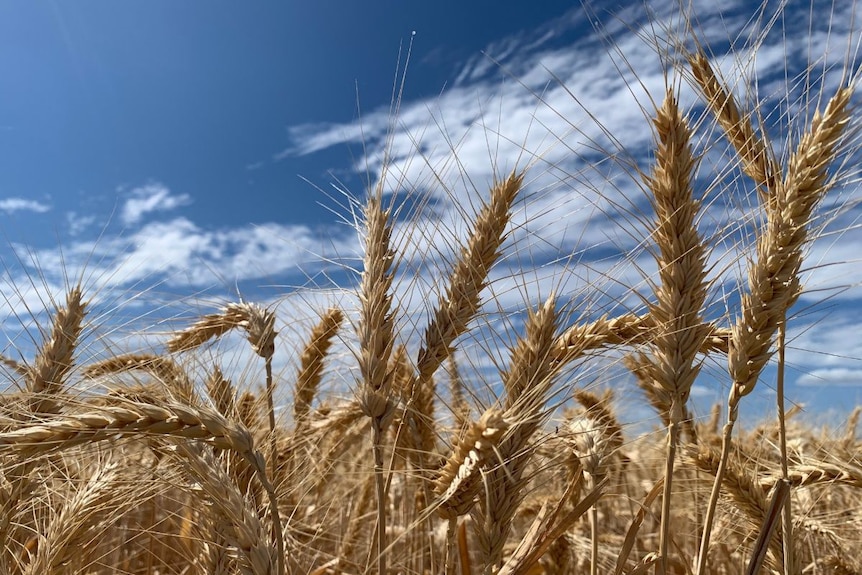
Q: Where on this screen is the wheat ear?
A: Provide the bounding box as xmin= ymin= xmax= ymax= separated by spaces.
xmin=0 ymin=398 xmax=287 ymax=574
xmin=83 ymin=353 xmax=196 ymax=404
xmin=167 ymin=302 xmax=276 ymax=357
xmin=22 ymin=461 xmax=137 ymax=574
xmin=433 ymin=408 xmax=509 ymax=519
xmin=28 ymin=286 xmax=87 ymax=415
xmin=688 ymin=51 xmax=778 ymax=196
xmin=206 ymin=365 xmax=237 ymax=418
xmin=172 ymin=443 xmax=277 ymax=575
xmin=0 ymin=400 xmax=255 ymax=456
xmin=553 ymin=313 xmax=730 ymax=363
xmin=416 ymin=171 xmax=524 ymax=383
xmin=168 ymin=301 xmax=278 ymax=464
xmin=567 ymin=390 xmax=623 ymax=575
xmin=760 ymin=462 xmax=862 ymax=490
xmin=294 ymin=308 xmax=343 ymax=430
xmin=446 ymin=354 xmax=471 ymax=430
xmin=289 ymin=307 xmax=343 ymax=486
xmin=0 ymin=355 xmax=27 ymax=378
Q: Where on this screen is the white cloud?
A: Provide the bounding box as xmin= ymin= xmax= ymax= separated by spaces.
xmin=120 ymin=183 xmax=192 ymax=226
xmin=797 ymin=368 xmax=862 ymax=387
xmin=0 ymin=198 xmax=50 ymax=214
xmin=12 ymin=216 xmax=350 ymax=298
xmin=66 ymin=212 xmax=98 ymax=236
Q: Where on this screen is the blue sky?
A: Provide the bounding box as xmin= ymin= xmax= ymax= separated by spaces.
xmin=1 ymin=0 xmax=861 ymax=424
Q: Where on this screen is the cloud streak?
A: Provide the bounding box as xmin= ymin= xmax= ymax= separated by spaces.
xmin=0 ymin=198 xmax=50 ymax=214
xmin=120 ymin=183 xmax=192 ymax=226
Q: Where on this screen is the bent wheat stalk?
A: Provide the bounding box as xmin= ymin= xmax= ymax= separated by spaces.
xmin=167 ymin=301 xmax=278 ymax=471
xmin=0 ymin=399 xmax=286 ymax=575
xmin=695 ymin=83 xmax=854 ymax=575
xmin=408 ymin=170 xmax=525 ymax=492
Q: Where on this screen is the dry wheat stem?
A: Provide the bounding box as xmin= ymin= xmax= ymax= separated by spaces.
xmin=338 ymin=472 xmax=376 ymax=570
xmin=497 ymin=476 xmax=607 ymax=575
xmin=614 ymin=478 xmax=665 ymax=575
xmin=746 ymin=479 xmax=791 ymax=575
xmin=775 ymin=324 xmax=795 ymax=575
xmin=689 ymin=445 xmax=785 ymax=569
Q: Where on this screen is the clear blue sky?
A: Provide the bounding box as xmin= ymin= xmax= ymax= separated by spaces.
xmin=1 ymin=0 xmax=860 ymax=421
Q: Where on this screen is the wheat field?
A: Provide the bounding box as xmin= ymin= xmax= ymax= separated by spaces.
xmin=1 ymin=3 xmax=861 ymax=575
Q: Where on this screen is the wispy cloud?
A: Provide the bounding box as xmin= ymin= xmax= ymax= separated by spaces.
xmin=18 ymin=217 xmax=347 ymax=293
xmin=0 ymin=198 xmax=50 ymax=214
xmin=66 ymin=212 xmax=98 ymax=237
xmin=120 ymin=183 xmax=192 ymax=226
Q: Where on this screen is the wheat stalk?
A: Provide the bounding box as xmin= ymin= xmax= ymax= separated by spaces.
xmin=631 ymin=89 xmax=709 ymax=575
xmin=356 ymin=185 xmax=398 ymax=575
xmin=698 ymin=84 xmax=854 ymax=575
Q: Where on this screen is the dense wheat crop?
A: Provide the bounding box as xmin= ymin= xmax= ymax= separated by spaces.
xmin=1 ymin=2 xmax=861 ymax=574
